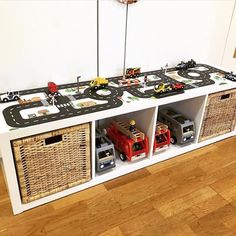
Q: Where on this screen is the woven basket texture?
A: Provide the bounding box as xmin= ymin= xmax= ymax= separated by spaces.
xmin=12 ymin=123 xmax=91 ymax=203
xmin=199 ymin=89 xmax=236 ymax=142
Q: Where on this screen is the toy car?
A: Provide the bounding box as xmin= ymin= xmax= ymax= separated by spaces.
xmin=158 ymin=108 xmax=195 ymax=145
xmin=106 ymin=120 xmax=148 ymax=161
xmin=90 ymin=77 xmax=109 ymax=90
xmin=176 ymin=59 xmax=196 ymax=70
xmin=0 ymin=91 xmax=20 ymax=102
xmin=224 ymin=72 xmax=236 ymax=82
xmin=154 ymin=83 xmax=172 ymax=94
xmin=126 ymin=67 xmax=141 ymax=78
xmin=154 ymin=82 xmax=185 ymax=95
xmin=171 ymin=83 xmax=185 ymax=90
xmin=176 ymin=61 xmax=188 ymax=70
xmin=95 ymin=129 xmax=116 ymax=172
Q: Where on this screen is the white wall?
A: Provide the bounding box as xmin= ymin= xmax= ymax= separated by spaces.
xmin=99 ymin=0 xmax=235 ymax=77
xmin=0 ymin=0 xmax=235 ymax=93
xmin=0 ymin=0 xmax=97 ymax=93
xmin=222 ymin=3 xmax=236 ymax=71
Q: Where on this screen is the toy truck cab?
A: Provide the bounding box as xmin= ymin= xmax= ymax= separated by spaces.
xmin=90 ymin=77 xmax=109 ymax=90
xmin=95 ymin=129 xmax=116 ymax=172
xmin=48 ymin=82 xmax=59 ymax=96
xmin=154 ymin=122 xmax=171 ymax=152
xmin=158 ymin=109 xmax=195 ymax=145
xmin=106 ymin=121 xmax=148 ymax=161
xmin=0 ymin=91 xmax=20 ymax=102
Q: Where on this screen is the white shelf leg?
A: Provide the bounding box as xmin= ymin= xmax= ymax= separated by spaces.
xmin=0 ymin=133 xmax=23 ymax=215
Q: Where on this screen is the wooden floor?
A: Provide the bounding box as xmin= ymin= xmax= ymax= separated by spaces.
xmin=0 ymin=137 xmax=236 ymax=236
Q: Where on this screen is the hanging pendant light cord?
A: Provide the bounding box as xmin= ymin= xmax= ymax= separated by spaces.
xmin=123 ymin=3 xmax=129 ymax=78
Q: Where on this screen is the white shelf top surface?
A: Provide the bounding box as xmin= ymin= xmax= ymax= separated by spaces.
xmin=0 ymin=64 xmax=235 ymax=138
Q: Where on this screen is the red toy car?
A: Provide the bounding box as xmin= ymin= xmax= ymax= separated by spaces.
xmin=171 ymin=83 xmax=185 ymax=90
xmin=106 ymin=121 xmax=149 ymax=161
xmin=48 ymin=82 xmax=59 ymax=96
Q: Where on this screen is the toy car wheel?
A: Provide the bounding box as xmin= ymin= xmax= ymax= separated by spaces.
xmin=119 ymin=153 xmax=127 ymax=161
xmin=3 ymin=98 xmax=8 ymax=102
xmin=170 ymin=136 xmax=177 ymax=144
xmin=14 ymin=96 xmax=19 ymax=101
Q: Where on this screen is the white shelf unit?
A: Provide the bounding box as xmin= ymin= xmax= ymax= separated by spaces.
xmin=0 ymin=84 xmax=235 ymax=215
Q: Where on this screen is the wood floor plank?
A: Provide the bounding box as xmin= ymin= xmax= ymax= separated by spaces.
xmin=110 ymin=168 xmax=177 ymax=209
xmin=51 ymin=184 xmax=107 ymax=210
xmin=147 ymin=143 xmax=219 ymax=175
xmin=119 ymin=209 xmax=164 ymax=236
xmin=98 ymin=227 xmax=124 ymax=236
xmin=224 ymin=216 xmax=236 ymax=234
xmin=156 ymin=186 xmax=217 ymax=218
xmin=189 ymin=204 xmax=236 ymax=236
xmin=104 ymin=168 xmax=151 ymax=191
xmin=0 ymin=229 xmax=10 ymax=236
xmin=81 ymin=199 xmax=154 ymax=236
xmin=0 ymin=200 xmax=55 ymax=229
xmin=210 ymin=174 xmax=236 ymax=202
xmin=44 ymin=192 xmax=120 ymax=234
xmin=203 ymin=160 xmax=236 ymax=185
xmin=190 ymin=194 xmax=228 ymax=218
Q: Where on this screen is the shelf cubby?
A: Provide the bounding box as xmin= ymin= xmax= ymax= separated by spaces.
xmin=153 ymin=96 xmax=207 ymax=158
xmin=95 ymin=107 xmax=157 ymax=176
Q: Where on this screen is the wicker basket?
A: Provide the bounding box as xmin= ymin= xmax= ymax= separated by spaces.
xmin=199 ymin=89 xmax=236 ymax=142
xmin=12 ymin=123 xmax=91 ymax=203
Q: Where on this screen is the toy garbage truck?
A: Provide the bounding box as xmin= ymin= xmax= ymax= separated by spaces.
xmin=158 ymin=108 xmax=195 ymax=145
xmin=95 ymin=129 xmax=116 ymax=172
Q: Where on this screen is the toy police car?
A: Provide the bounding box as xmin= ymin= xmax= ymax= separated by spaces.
xmin=0 ymin=91 xmax=20 ymax=102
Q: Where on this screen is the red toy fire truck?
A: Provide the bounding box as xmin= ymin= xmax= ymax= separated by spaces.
xmin=48 ymin=82 xmax=59 ymax=96
xmin=153 ymin=122 xmax=171 ymax=152
xmin=106 ymin=120 xmax=149 ymax=161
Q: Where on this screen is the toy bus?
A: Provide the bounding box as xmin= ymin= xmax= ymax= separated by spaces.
xmin=95 ymin=129 xmax=116 ymax=172
xmin=158 ymin=108 xmax=195 ymax=145
xmin=106 ymin=120 xmax=149 ymax=161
